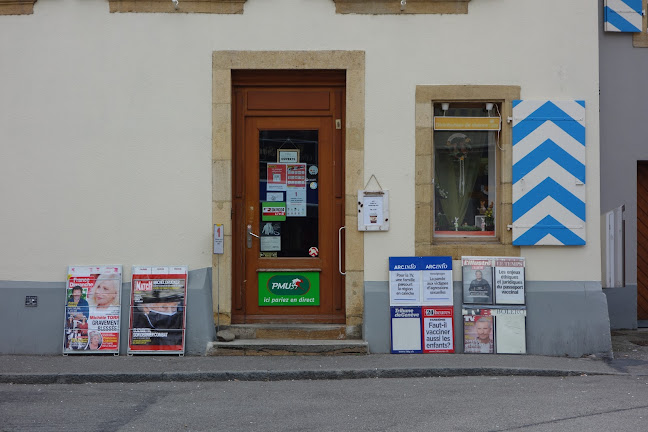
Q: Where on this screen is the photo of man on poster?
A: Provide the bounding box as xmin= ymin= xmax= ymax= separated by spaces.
xmin=464 ymin=316 xmax=494 ymax=354
xmin=132 ymin=291 xmax=184 ymax=347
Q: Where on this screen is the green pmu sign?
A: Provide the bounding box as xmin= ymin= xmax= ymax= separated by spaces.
xmin=258 ymin=272 xmax=320 ymax=306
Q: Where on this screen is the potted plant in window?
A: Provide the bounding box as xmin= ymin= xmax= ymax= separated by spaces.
xmin=484 ymin=203 xmax=494 ymax=231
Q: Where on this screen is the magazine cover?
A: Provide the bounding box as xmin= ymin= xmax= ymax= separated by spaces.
xmin=463 ymin=309 xmax=494 ymax=354
xmin=129 ymin=266 xmax=187 ymax=354
xmin=422 ymin=306 xmax=454 ymax=353
xmin=494 ymin=257 xmax=526 ymax=305
xmin=63 ymin=266 xmax=122 ymax=354
xmin=492 ymin=307 xmax=527 ymax=354
xmin=462 ymin=257 xmax=494 ymax=304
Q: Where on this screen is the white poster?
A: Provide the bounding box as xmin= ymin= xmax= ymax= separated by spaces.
xmin=422 ymin=268 xmax=453 ymax=305
xmin=493 ymin=308 xmax=527 ymax=354
xmin=286 ymin=189 xmax=307 ymax=217
xmin=389 ymin=270 xmax=421 ymax=304
xmin=494 ymin=258 xmax=526 ymax=305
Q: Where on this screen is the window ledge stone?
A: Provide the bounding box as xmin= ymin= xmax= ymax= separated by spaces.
xmin=109 ymin=0 xmax=246 ymax=14
xmin=334 ymin=0 xmax=469 ymax=15
xmin=0 ymin=0 xmax=37 ymax=15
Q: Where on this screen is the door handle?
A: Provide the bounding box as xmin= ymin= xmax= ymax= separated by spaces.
xmin=247 ymin=224 xmax=260 ymax=248
xmin=338 ymin=226 xmax=346 ymax=275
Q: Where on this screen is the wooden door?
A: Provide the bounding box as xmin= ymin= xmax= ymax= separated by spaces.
xmin=231 ymin=72 xmax=345 ymax=324
xmin=638 ymin=162 xmax=648 ymax=320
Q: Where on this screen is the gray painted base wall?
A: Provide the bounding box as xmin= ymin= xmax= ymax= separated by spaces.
xmin=365 ymin=280 xmax=613 ymax=357
xmin=0 ymin=268 xmax=215 ymax=355
xmin=603 ymin=285 xmax=637 ymax=330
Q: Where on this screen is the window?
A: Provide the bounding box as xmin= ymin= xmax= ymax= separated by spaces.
xmin=433 ymin=104 xmax=497 ymax=238
xmin=415 ymin=85 xmax=520 ymax=259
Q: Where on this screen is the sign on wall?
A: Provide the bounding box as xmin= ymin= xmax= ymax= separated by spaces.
xmin=258 ymin=271 xmax=320 ymax=306
xmin=129 ymin=266 xmax=187 ymax=354
xmin=422 ymin=306 xmax=454 ymax=353
xmin=64 ymin=266 xmax=122 ymax=354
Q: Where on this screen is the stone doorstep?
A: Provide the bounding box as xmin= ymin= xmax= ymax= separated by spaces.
xmin=221 ymin=324 xmax=348 ymax=340
xmin=206 ymin=339 xmax=369 ymax=356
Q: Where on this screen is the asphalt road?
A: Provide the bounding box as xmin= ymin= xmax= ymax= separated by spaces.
xmin=2 ymin=374 xmax=648 ymax=432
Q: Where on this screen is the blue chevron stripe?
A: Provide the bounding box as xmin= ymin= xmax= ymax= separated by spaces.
xmin=621 ymin=0 xmax=642 ymax=14
xmin=513 ymin=139 xmax=585 ymax=184
xmin=513 ymin=216 xmax=585 ymax=246
xmin=513 ymin=102 xmax=585 ymax=145
xmin=513 ymin=178 xmax=586 ymax=221
xmin=605 ymin=7 xmax=642 ymax=32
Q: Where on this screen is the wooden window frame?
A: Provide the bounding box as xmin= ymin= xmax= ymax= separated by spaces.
xmin=108 ymin=0 xmax=246 ymax=14
xmin=334 ymin=0 xmax=470 ymax=15
xmin=0 ymin=0 xmax=37 ymax=15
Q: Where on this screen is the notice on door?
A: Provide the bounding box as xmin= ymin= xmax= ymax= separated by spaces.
xmin=267 ymin=164 xmax=287 ymax=191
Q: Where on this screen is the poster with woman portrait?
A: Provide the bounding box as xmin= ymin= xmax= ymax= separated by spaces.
xmin=63 ymin=266 xmax=122 ymax=354
xmin=128 ymin=266 xmax=187 ymax=354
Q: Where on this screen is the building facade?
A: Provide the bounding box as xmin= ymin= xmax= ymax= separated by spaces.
xmin=0 ymin=0 xmax=610 ymax=356
xmin=600 ymin=0 xmax=648 ymax=329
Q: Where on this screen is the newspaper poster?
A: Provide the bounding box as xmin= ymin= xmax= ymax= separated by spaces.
xmin=494 ymin=257 xmax=526 ymax=305
xmin=421 ymin=256 xmax=453 ymax=306
xmin=462 ymin=257 xmax=494 ymax=304
xmin=391 ymin=306 xmax=422 ymax=354
xmin=492 ymin=307 xmax=527 ymax=354
xmin=129 ymin=266 xmax=187 ymax=354
xmin=64 ymin=266 xmax=122 ymax=354
xmin=422 ymin=306 xmax=454 ymax=353
xmin=389 ymin=257 xmax=421 ymax=305
xmin=463 ymin=308 xmax=494 ymax=354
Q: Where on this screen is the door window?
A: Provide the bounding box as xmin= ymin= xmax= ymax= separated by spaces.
xmin=258 ymin=130 xmax=319 ymax=258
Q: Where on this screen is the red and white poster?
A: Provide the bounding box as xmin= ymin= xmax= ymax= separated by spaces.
xmin=128 ymin=266 xmax=187 ymax=354
xmin=286 ymin=163 xmax=307 ymax=189
xmin=64 ymin=266 xmax=122 ymax=354
xmin=422 ymin=306 xmax=454 ymax=353
xmin=267 ymin=163 xmax=287 ymax=191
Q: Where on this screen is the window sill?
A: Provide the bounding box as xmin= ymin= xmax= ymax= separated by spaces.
xmin=108 ymin=0 xmax=246 ymax=14
xmin=334 ymin=0 xmax=469 ymax=15
xmin=0 ymin=0 xmax=37 ymax=15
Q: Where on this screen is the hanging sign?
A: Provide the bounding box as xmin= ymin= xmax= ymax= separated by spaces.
xmin=278 ymin=149 xmax=300 ymax=163
xmin=358 ymin=190 xmax=390 ymax=231
xmin=258 ymin=271 xmax=320 ymax=306
xmin=129 ymin=266 xmax=187 ymax=354
xmin=434 ymin=116 xmax=501 ymax=131
xmin=64 ymin=265 xmax=122 ymax=354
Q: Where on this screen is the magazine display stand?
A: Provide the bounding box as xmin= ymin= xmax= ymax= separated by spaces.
xmin=389 ymin=256 xmax=454 ymax=354
xmin=128 ymin=266 xmax=188 ymax=355
xmin=461 ymin=257 xmax=526 ymax=354
xmin=63 ymin=265 xmax=122 ymax=355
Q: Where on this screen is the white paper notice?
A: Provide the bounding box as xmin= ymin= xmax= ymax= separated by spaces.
xmin=389 ymin=271 xmax=421 ymax=303
xmin=363 ymin=196 xmax=383 ymax=225
xmin=422 ymin=269 xmax=453 ymax=305
xmin=286 ymin=189 xmax=307 ymax=217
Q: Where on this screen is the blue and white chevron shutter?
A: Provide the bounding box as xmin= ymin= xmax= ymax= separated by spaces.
xmin=604 ymin=0 xmax=643 ymax=32
xmin=512 ymin=100 xmax=586 ymax=246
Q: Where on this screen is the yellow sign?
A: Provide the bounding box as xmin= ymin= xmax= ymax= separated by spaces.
xmin=434 ymin=117 xmax=501 ymax=131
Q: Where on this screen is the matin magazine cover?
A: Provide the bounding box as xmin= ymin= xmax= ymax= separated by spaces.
xmin=462 ymin=257 xmax=494 ymax=304
xmin=129 ymin=266 xmax=187 ymax=353
xmin=64 ymin=266 xmax=122 ymax=354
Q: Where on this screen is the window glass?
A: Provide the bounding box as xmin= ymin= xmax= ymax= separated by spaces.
xmin=434 ymin=106 xmax=497 ymax=237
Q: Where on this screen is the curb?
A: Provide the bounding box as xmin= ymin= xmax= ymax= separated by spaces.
xmin=0 ymin=367 xmax=623 ymax=385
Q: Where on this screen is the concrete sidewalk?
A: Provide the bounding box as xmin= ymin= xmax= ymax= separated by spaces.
xmin=2 ymin=330 xmax=647 ymax=385
xmin=0 ymin=353 xmax=628 ymax=385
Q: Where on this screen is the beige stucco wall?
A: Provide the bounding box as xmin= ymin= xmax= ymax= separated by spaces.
xmin=0 ymin=0 xmax=600 ymax=286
